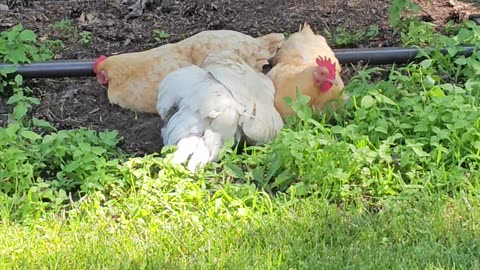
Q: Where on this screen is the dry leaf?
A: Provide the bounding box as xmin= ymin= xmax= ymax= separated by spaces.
xmin=78 ymin=12 xmax=98 ymax=24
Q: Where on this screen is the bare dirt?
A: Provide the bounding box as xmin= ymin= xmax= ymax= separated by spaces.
xmin=0 ymin=0 xmax=478 ymax=155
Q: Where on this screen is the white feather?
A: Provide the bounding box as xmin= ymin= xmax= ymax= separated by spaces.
xmin=202 ymin=52 xmax=284 ymax=144
xmin=171 ymin=136 xmax=203 ymax=164
xmin=156 ymin=51 xmax=284 ymax=172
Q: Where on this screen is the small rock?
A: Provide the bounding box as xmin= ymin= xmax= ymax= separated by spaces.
xmin=0 ymin=23 xmax=14 ymax=29
xmin=0 ymin=4 xmax=9 ymax=11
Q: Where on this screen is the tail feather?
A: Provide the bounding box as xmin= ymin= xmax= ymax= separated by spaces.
xmin=299 ymin=22 xmax=314 ymax=36
xmin=240 ymin=110 xmax=283 ymax=144
xmin=162 ymin=111 xmax=206 ymax=146
xmin=208 ymin=106 xmax=240 ymax=139
xmin=299 ymin=22 xmax=311 ymax=32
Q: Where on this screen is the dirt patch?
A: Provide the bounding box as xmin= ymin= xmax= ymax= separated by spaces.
xmin=414 ymin=0 xmax=480 ymax=26
xmin=0 ymin=0 xmax=478 ymax=155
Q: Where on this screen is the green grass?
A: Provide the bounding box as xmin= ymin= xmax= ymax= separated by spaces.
xmin=1 ymin=193 xmax=480 ymax=269
xmin=1 ymin=0 xmax=480 ymax=268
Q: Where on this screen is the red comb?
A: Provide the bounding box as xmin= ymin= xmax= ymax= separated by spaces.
xmin=93 ymin=55 xmax=107 ymax=74
xmin=316 ymin=56 xmax=336 ymax=76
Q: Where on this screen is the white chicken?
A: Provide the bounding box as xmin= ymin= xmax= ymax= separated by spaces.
xmin=157 ymin=51 xmax=284 ymax=172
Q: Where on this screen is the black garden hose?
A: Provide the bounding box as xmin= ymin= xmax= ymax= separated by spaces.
xmin=0 ymin=46 xmax=476 ymax=79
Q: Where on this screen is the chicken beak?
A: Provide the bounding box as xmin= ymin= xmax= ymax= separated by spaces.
xmin=327 ymin=78 xmax=338 ymax=85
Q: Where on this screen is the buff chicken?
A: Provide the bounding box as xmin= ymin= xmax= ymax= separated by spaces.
xmin=93 ymin=30 xmax=285 ymax=113
xmin=267 ymin=23 xmax=348 ymax=119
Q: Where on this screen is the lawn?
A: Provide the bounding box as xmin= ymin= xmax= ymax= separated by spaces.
xmin=2 ymin=194 xmax=480 ymax=269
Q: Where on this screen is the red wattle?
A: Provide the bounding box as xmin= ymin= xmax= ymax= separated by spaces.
xmin=93 ymin=55 xmax=107 ymax=74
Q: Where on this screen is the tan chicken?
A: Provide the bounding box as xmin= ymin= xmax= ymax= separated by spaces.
xmin=267 ymin=23 xmax=348 ymax=119
xmin=93 ymin=30 xmax=285 ymax=113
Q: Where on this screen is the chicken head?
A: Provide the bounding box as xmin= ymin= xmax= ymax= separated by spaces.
xmin=93 ymin=55 xmax=108 ymax=85
xmin=313 ymin=56 xmax=337 ymax=93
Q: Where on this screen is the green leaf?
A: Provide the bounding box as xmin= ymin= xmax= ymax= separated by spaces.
xmin=289 ymin=182 xmax=309 ymax=196
xmin=457 ymin=28 xmax=472 ymax=43
xmin=6 ymin=48 xmax=28 ymax=64
xmin=454 ymin=57 xmax=467 ymax=66
xmin=431 ymin=126 xmax=442 ymax=134
xmin=19 ymin=30 xmax=36 ymax=42
xmin=296 ymin=94 xmax=311 ymax=105
xmin=330 ymin=126 xmax=344 ymax=134
xmin=6 ymin=28 xmax=20 ymax=42
xmin=419 ymin=59 xmax=433 ymax=69
xmin=7 ymin=94 xmax=23 ymax=104
xmin=14 ymin=74 xmax=23 ymax=85
xmin=453 ymin=120 xmax=469 ymax=130
xmin=399 ymin=123 xmax=412 ymax=129
xmin=33 ymin=117 xmax=56 ymax=130
xmin=447 ymin=46 xmax=457 ymax=57
xmin=429 ymin=87 xmax=445 ymax=97
xmin=11 ymin=103 xmax=28 ymax=120
xmin=375 ymin=126 xmax=388 ymax=134
xmin=91 ymin=146 xmax=107 ymax=156
xmin=20 ymin=130 xmax=42 ymax=141
xmin=427 ymin=112 xmax=438 ymax=122
xmin=270 ymin=170 xmax=295 ymax=189
xmin=26 ymin=96 xmax=40 ymax=105
xmin=252 ymin=166 xmax=265 ymax=184
xmin=377 ymin=94 xmax=397 ymax=105
xmin=154 ymin=30 xmax=170 ymax=39
xmin=63 ymin=161 xmax=80 ymax=172
xmin=414 ymin=124 xmax=428 ymax=132
xmin=411 ymin=145 xmax=429 ymax=158
xmin=473 ymin=141 xmax=480 ymax=150
xmin=224 ymin=164 xmax=246 ymax=180
xmin=0 ymin=66 xmax=17 ymax=75
xmin=5 ymin=122 xmax=21 ymax=137
xmin=378 ymin=144 xmax=393 ymax=163
xmin=266 ymin=156 xmax=283 ymax=180
xmin=361 ymin=95 xmax=375 ymax=108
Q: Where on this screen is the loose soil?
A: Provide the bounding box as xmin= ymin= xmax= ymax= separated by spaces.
xmin=0 ymin=0 xmax=478 ymax=155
